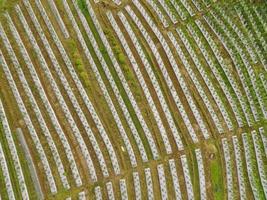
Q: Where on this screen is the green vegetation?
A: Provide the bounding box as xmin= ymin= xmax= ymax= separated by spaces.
xmin=117 ymin=53 xmax=126 ymax=64
xmin=0 ymin=123 xmax=22 ymax=199
xmin=207 ymin=143 xmax=225 ymax=200
xmin=102 ymin=29 xmax=154 ymax=158
xmin=0 ymin=169 xmax=8 ymax=199
xmin=0 ymin=0 xmax=267 ymax=199
xmin=246 ymin=134 xmax=266 ymax=199
xmin=0 ymin=126 xmax=8 ymax=200
xmin=74 ymin=4 xmax=155 ymax=158
xmin=0 ymin=0 xmax=18 ymax=13
xmin=66 ymin=39 xmax=90 ymax=87
xmin=70 ymin=2 xmax=154 ymax=160
xmin=13 ymin=136 xmax=38 ymax=199
xmin=188 ymin=151 xmax=200 ymax=200
xmin=77 ymin=0 xmax=89 ymax=16
xmin=105 ymin=29 xmax=138 ymax=87
xmin=210 ymin=160 xmax=224 ymax=200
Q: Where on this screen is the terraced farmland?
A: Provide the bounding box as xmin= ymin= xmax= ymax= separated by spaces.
xmin=0 ymin=0 xmax=266 ymax=199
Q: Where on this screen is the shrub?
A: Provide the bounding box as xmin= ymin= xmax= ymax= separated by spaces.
xmin=118 ymin=53 xmax=126 ymax=64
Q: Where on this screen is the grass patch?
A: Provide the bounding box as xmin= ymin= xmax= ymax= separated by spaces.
xmin=210 ymin=159 xmax=224 ymax=200
xmin=207 ymin=142 xmax=225 ymax=200
xmin=77 ymin=0 xmax=89 ymax=16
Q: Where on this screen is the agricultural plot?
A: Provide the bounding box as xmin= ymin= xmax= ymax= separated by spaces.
xmin=0 ymin=0 xmax=266 ymax=199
